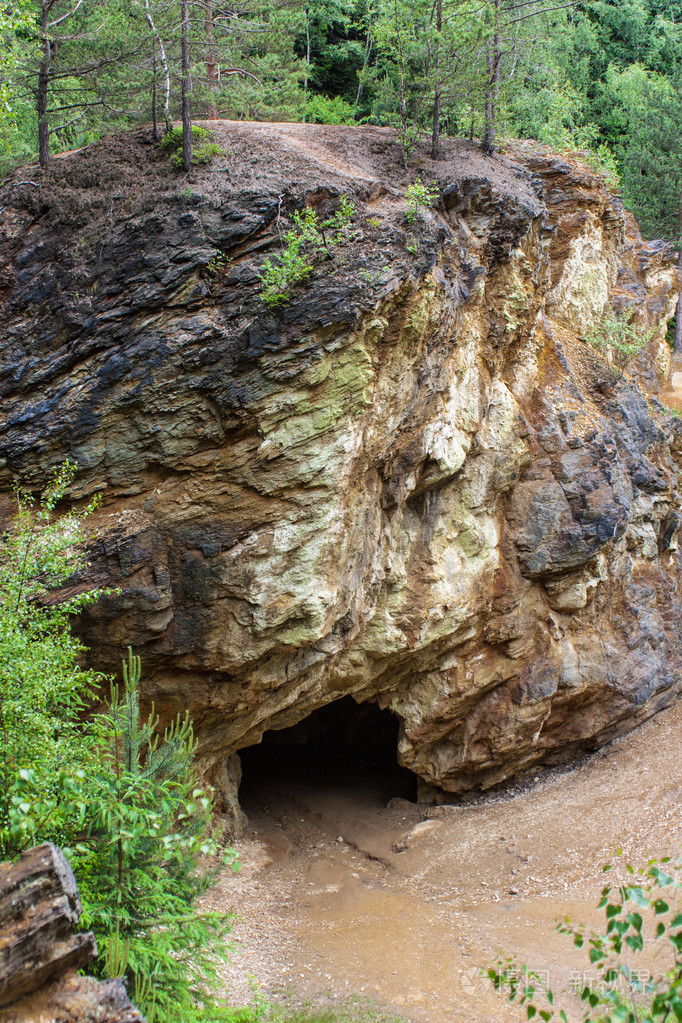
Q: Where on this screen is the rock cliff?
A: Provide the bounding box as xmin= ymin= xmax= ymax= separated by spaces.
xmin=0 ymin=124 xmax=680 ymax=807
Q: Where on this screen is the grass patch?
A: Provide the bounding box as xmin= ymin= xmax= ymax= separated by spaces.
xmin=231 ymin=996 xmax=409 ymax=1023
xmin=275 ymin=1003 xmax=407 ymax=1022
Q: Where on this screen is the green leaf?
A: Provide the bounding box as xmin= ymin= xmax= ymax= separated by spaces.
xmin=651 ymin=868 xmax=675 ymax=887
xmin=626 ymin=912 xmax=643 ymax=932
xmin=624 ymin=886 xmax=650 ymax=908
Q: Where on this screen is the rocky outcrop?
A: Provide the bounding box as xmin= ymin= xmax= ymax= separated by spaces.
xmin=0 ymin=844 xmax=143 ymax=1022
xmin=0 ymin=124 xmax=680 ymax=802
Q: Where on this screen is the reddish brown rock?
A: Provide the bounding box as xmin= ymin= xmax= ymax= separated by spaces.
xmin=0 ymin=125 xmax=680 ymax=805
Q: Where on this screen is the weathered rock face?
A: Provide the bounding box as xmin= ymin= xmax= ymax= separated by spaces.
xmin=0 ymin=124 xmax=680 ymax=802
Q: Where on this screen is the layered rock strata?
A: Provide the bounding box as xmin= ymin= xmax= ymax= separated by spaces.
xmin=0 ymin=125 xmax=680 ymax=802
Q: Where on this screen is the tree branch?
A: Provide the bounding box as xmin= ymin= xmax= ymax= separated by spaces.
xmin=48 ymin=0 xmax=83 ymax=29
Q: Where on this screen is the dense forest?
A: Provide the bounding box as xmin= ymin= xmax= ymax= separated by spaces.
xmin=2 ymin=0 xmax=682 ymax=249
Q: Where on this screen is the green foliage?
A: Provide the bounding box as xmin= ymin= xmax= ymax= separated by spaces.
xmin=607 ymin=66 xmax=682 ymax=246
xmin=258 ymin=231 xmax=315 ymax=307
xmin=1 ymin=766 xmax=87 ymax=858
xmin=489 ymin=853 xmax=682 ymax=1023
xmin=582 ymin=145 xmax=621 ymax=192
xmin=181 ymin=142 xmax=222 ymax=167
xmin=0 ymin=468 xmax=238 ymax=1021
xmin=75 ymin=647 xmax=237 ymax=1022
xmin=258 ymin=197 xmax=355 ymax=306
xmin=0 ymin=461 xmax=103 ymax=858
xmin=208 ymin=251 xmax=229 ymax=275
xmin=405 ymin=178 xmax=439 ymax=224
xmin=584 ymin=308 xmax=655 ymax=380
xmin=305 ymin=93 xmax=357 ymax=124
xmin=231 ymin=996 xmax=409 ymax=1023
xmin=211 ymin=4 xmax=306 ymax=122
xmin=270 ymin=1002 xmax=409 ymax=1022
xmin=161 ymin=124 xmax=222 ymax=169
xmin=0 ymin=2 xmax=35 ymax=148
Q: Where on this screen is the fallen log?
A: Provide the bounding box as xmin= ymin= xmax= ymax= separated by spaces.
xmin=0 ymin=843 xmax=144 ymax=1022
xmin=0 ymin=842 xmax=96 ymax=1007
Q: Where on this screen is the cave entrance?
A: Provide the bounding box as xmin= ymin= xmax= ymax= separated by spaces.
xmin=238 ymin=697 xmax=418 ymax=817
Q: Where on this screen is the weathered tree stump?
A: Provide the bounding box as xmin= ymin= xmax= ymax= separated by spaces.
xmin=0 ymin=843 xmax=96 ymax=1007
xmin=0 ymin=843 xmax=144 ymax=1022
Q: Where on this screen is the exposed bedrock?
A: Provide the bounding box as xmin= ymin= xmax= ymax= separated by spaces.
xmin=0 ymin=125 xmax=681 ymax=803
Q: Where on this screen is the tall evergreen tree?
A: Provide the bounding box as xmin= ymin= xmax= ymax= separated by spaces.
xmin=479 ymin=0 xmax=581 ymax=155
xmin=609 ymin=65 xmax=682 ymax=351
xmin=9 ymin=0 xmax=147 ymax=168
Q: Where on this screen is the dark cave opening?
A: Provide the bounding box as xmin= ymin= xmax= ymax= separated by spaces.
xmin=238 ymin=697 xmax=418 ymax=812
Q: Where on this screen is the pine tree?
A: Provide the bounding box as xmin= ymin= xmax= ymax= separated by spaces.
xmin=11 ymin=0 xmax=144 ymax=168
xmin=77 ymin=647 xmax=236 ymax=1021
xmin=609 ymin=66 xmax=682 ymax=352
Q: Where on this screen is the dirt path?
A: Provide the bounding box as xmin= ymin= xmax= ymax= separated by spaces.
xmin=668 ymin=370 xmax=682 ymax=412
xmin=202 ymin=698 xmax=682 ymax=1022
xmin=661 ymin=353 xmax=682 ymax=412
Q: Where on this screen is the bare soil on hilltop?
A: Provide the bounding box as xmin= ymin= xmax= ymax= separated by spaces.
xmin=0 ymin=121 xmax=540 ymax=233
xmin=204 ymin=699 xmax=682 ymax=1023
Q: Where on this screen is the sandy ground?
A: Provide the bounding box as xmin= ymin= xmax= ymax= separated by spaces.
xmin=667 ymin=370 xmax=682 ymax=412
xmin=662 ymin=352 xmax=682 ymax=412
xmin=202 ymin=696 xmax=682 ymax=1023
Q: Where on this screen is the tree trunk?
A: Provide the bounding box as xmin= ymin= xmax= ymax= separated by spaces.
xmin=205 ymin=0 xmax=218 ymax=119
xmin=675 ymin=255 xmax=682 ymax=358
xmin=676 ymin=195 xmax=682 ymax=357
xmin=303 ymin=7 xmax=310 ymax=120
xmin=431 ymin=89 xmax=441 ymax=159
xmin=144 ymin=0 xmax=171 ymax=132
xmin=355 ymin=22 xmax=373 ymax=110
xmin=482 ymin=0 xmax=501 ymax=156
xmin=181 ymin=0 xmax=192 ymax=172
xmin=430 ymin=0 xmax=442 ymax=160
xmin=38 ymin=1 xmax=50 ymax=169
xmin=151 ymin=49 xmax=158 ymax=140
